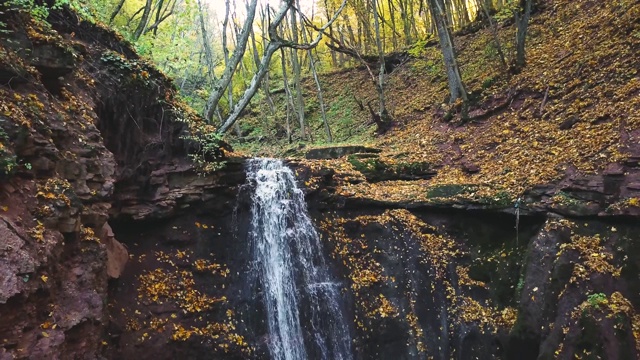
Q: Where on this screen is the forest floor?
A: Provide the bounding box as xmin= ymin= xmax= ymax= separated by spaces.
xmin=232 ymin=0 xmax=640 ymax=203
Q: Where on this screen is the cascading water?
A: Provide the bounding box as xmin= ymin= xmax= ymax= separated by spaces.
xmin=245 ymin=158 xmax=352 ymax=360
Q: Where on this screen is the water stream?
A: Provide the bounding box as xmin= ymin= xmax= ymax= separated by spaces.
xmin=245 ymin=158 xmax=352 ymax=360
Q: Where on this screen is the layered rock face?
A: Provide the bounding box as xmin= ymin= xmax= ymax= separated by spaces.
xmin=104 ymin=154 xmax=639 ymax=360
xmin=291 ymin=154 xmax=640 ymax=360
xmin=0 ymin=7 xmax=233 ymax=359
xmin=1 ymin=6 xmax=638 ymax=360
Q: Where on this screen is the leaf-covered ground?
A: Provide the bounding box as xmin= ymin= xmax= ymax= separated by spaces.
xmin=238 ymin=0 xmax=640 ymax=204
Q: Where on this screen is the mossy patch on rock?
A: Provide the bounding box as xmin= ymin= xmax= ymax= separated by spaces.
xmin=549 ymin=191 xmax=601 ymax=216
xmin=423 ymin=184 xmax=514 ymax=209
xmin=305 ymin=145 xmax=381 ymax=160
xmin=347 ymin=154 xmax=434 ymax=182
xmin=426 ymin=184 xmax=477 ymax=198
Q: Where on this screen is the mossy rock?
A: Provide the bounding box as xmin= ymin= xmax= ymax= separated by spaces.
xmin=347 ymin=155 xmax=434 ymax=182
xmin=478 ymin=190 xmax=513 ymax=207
xmin=426 ymin=184 xmax=478 ymax=199
xmin=305 ymin=145 xmax=381 ymax=160
xmin=549 ymin=191 xmax=601 ymax=216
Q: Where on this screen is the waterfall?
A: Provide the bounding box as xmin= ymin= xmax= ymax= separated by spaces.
xmin=246 ymin=158 xmax=352 ymax=360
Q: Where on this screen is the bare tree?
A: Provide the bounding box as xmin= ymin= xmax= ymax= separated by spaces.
xmin=280 ymin=48 xmax=294 ymax=143
xmin=288 ymin=4 xmax=307 ymax=139
xmin=301 ymin=18 xmax=332 ymax=142
xmin=475 ymin=0 xmax=507 ymax=69
xmin=204 ymin=0 xmax=259 ymax=123
xmin=371 ymin=0 xmax=392 ymax=131
xmin=250 ymin=4 xmax=275 ymax=114
xmin=216 ymin=0 xmax=347 ymax=134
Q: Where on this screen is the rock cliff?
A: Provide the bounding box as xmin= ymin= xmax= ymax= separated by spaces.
xmin=0 ymin=7 xmax=236 ymax=359
xmin=0 ymin=3 xmax=638 ymax=360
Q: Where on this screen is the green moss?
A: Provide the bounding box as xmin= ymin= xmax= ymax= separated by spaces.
xmin=347 ymin=155 xmax=432 ymax=182
xmin=479 ymin=190 xmax=513 ymax=207
xmin=348 ymin=155 xmax=384 ymax=173
xmin=426 ymin=184 xmax=477 ymax=198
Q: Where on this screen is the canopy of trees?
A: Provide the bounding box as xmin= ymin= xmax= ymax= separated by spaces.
xmin=6 ymin=0 xmax=532 ymax=140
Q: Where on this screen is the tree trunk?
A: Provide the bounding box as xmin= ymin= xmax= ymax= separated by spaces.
xmin=280 ymin=48 xmax=293 ymax=143
xmin=476 ymin=0 xmax=507 ymax=68
xmin=388 ymin=0 xmax=398 ymax=49
xmin=250 ymin=16 xmax=275 ymax=114
xmin=109 ymin=0 xmax=126 ymax=24
xmin=372 ymin=0 xmax=392 ymax=132
xmin=457 ymin=0 xmax=471 ymax=26
xmin=289 ymin=7 xmax=306 ymax=139
xmin=132 ymin=0 xmax=153 ymax=40
xmin=514 ymin=0 xmax=532 ymax=69
xmin=204 ymin=0 xmax=258 ymax=123
xmin=398 ymin=0 xmax=412 ymax=46
xmin=428 ymin=0 xmax=468 ymax=103
xmin=216 ymin=0 xmax=346 ymax=134
xmin=195 ymin=0 xmax=223 ymax=125
xmin=220 ymin=0 xmax=242 ymax=136
xmin=144 ymin=0 xmax=177 ymax=36
xmin=302 ymin=25 xmax=332 ymax=142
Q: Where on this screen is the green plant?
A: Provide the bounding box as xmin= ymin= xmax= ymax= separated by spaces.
xmin=586 ymin=293 xmax=608 ymax=308
xmin=483 ymin=41 xmax=500 ymax=61
xmin=482 ymin=76 xmax=496 ymax=89
xmin=182 ymin=130 xmax=227 ymax=174
xmin=100 ymin=51 xmax=135 ymax=71
xmin=2 ymin=0 xmax=94 ymax=25
xmin=0 ymin=127 xmax=17 ymax=179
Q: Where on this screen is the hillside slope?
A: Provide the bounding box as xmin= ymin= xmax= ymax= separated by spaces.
xmin=239 ymin=0 xmax=639 ymax=204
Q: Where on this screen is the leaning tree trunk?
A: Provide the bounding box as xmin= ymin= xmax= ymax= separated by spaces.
xmin=476 ymin=0 xmax=507 ymax=69
xmin=204 ymin=0 xmax=258 ymax=123
xmin=132 ymin=0 xmax=153 ymax=40
xmin=301 ymin=23 xmax=332 ymax=142
xmin=109 ymin=0 xmax=126 ymax=24
xmin=216 ymin=0 xmax=347 ymax=134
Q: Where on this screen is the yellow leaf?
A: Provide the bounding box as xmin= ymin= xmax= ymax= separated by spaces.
xmin=40 ymin=275 xmax=48 ymax=283
xmin=41 ymin=332 xmax=49 ymax=338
